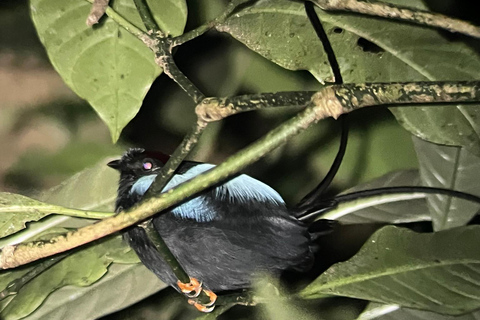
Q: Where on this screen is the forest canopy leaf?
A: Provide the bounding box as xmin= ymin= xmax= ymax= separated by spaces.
xmin=413 ymin=137 xmax=480 ymax=231
xmin=300 ymin=226 xmax=480 ymax=315
xmin=30 ymin=0 xmax=187 ymax=142
xmin=218 ymin=0 xmax=480 ymax=154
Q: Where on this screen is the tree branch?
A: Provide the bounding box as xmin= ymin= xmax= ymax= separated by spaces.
xmin=311 ymin=0 xmax=480 ymax=39
xmin=196 ymin=91 xmax=315 ymax=122
xmin=1 ymin=81 xmax=479 ymax=269
xmin=173 ymin=0 xmax=252 ymax=47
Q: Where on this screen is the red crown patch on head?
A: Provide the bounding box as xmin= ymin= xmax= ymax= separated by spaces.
xmin=144 ymin=150 xmax=170 ymax=164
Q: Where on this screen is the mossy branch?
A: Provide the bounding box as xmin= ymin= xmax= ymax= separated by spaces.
xmin=311 ymin=0 xmax=480 ymax=39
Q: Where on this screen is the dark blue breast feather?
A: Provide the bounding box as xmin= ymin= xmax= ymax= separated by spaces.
xmin=129 ymin=164 xmax=285 ymax=222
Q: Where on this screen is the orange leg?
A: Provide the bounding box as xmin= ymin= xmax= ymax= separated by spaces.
xmin=188 ymin=289 xmax=218 ymax=313
xmin=177 ymin=277 xmax=202 ymax=298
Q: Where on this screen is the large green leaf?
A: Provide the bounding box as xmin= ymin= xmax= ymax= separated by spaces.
xmin=338 ymin=170 xmax=430 ymax=224
xmin=413 ymin=137 xmax=480 ymax=231
xmin=0 ymin=192 xmax=114 ymax=238
xmin=0 ymin=158 xmax=118 ymax=247
xmin=0 ymin=193 xmax=64 ymax=238
xmin=0 ymin=236 xmax=136 ymax=320
xmin=23 ymin=253 xmax=166 ymax=320
xmin=30 ymin=0 xmax=187 ymax=142
xmin=300 ymin=226 xmax=480 ymax=315
xmin=218 ymin=0 xmax=480 ymax=154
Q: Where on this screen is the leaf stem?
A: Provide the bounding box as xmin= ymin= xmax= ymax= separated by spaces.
xmin=132 ymin=0 xmax=162 ymax=34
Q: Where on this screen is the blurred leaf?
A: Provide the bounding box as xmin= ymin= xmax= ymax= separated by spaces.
xmin=300 ymin=226 xmax=480 ymax=315
xmin=0 ymin=157 xmax=118 ymax=249
xmin=358 ymin=302 xmax=480 ymax=320
xmin=218 ymin=0 xmax=480 ymax=154
xmin=30 ymin=0 xmax=187 ymax=141
xmin=413 ymin=137 xmax=480 ymax=231
xmin=255 ymin=277 xmax=317 ymax=320
xmin=5 ymin=142 xmax=122 ymax=190
xmin=0 ymin=236 xmax=144 ymax=320
xmin=338 ymin=170 xmax=431 ymax=224
xmin=25 ymin=259 xmax=167 ymax=320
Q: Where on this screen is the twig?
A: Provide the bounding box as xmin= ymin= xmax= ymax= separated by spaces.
xmin=146 ymin=121 xmax=208 ymax=196
xmin=156 ymin=51 xmax=206 ymax=103
xmin=311 ymin=0 xmax=480 ymax=39
xmin=1 ymin=81 xmax=479 ymax=269
xmin=173 ymin=0 xmax=252 ymax=47
xmin=133 ymin=0 xmax=162 ymax=34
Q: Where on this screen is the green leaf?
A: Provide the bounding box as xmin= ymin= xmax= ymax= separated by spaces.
xmin=0 ymin=192 xmax=114 ymax=238
xmin=338 ymin=170 xmax=431 ymax=224
xmin=218 ymin=0 xmax=480 ymax=154
xmin=255 ymin=277 xmax=318 ymax=320
xmin=300 ymin=226 xmax=480 ymax=315
xmin=30 ymin=0 xmax=187 ymax=142
xmin=413 ymin=137 xmax=480 ymax=231
xmin=0 ymin=236 xmax=156 ymax=320
xmin=0 ymin=193 xmax=62 ymax=238
xmin=146 ymin=0 xmax=187 ymax=36
xmin=23 ymin=257 xmax=166 ymax=320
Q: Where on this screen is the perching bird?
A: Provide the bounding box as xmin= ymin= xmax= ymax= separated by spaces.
xmin=108 ymin=148 xmax=331 ymax=311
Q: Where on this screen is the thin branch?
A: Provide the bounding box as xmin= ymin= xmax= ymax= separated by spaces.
xmin=311 ymin=0 xmax=480 ymax=39
xmin=173 ymin=0 xmax=252 ymax=47
xmin=156 ymin=51 xmax=206 ymax=103
xmin=1 ymin=81 xmax=479 ymax=269
xmin=146 ymin=121 xmax=208 ymax=196
xmin=132 ymin=0 xmax=162 ymax=34
xmin=140 ymin=221 xmax=190 ymax=284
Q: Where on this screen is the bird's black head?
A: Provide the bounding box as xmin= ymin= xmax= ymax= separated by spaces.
xmin=108 ymin=148 xmax=170 ymax=211
xmin=108 ymin=148 xmax=169 ymax=177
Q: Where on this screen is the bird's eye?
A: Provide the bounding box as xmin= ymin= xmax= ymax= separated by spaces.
xmin=142 ymin=161 xmax=153 ymax=171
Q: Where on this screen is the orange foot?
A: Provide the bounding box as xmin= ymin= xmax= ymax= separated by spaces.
xmin=188 ymin=289 xmax=217 ymax=313
xmin=177 ymin=277 xmax=202 ymax=298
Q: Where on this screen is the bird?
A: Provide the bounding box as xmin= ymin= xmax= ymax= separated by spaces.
xmin=107 ymin=148 xmax=332 ymax=311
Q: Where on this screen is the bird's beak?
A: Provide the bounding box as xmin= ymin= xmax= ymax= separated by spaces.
xmin=107 ymin=159 xmax=121 ymax=170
